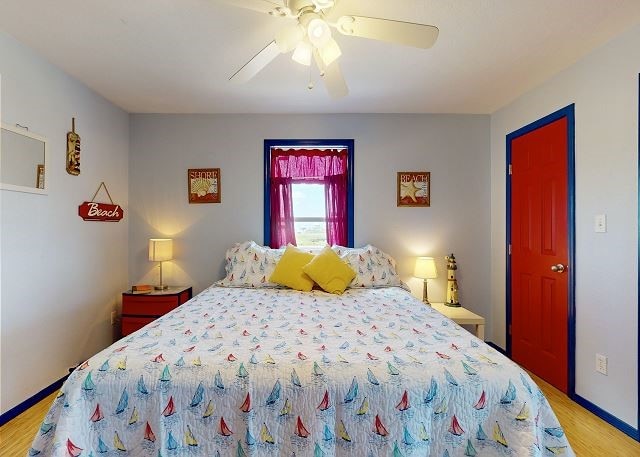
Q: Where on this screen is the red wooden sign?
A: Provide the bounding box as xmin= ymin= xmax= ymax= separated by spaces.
xmin=78 ymin=202 xmax=124 ymax=222
xmin=79 ymin=182 xmax=123 ymax=222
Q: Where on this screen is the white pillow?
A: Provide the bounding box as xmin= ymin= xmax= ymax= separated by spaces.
xmin=216 ymin=242 xmax=404 ymax=290
xmin=216 ymin=241 xmax=284 ymax=288
xmin=332 ymin=244 xmax=404 ymax=288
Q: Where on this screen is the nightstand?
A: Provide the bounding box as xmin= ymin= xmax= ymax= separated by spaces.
xmin=121 ymin=286 xmax=192 ymax=336
xmin=430 ymin=303 xmax=485 ymax=340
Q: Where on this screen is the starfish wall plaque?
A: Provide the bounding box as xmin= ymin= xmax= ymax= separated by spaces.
xmin=397 ymin=171 xmax=430 ymax=207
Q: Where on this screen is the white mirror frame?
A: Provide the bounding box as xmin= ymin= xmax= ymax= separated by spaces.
xmin=0 ymin=123 xmax=49 ymax=195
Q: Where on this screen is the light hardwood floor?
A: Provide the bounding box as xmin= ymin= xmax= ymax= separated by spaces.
xmin=1 ymin=376 xmax=639 ymax=456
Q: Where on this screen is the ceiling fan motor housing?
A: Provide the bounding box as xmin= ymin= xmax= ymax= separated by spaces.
xmin=288 ymin=0 xmax=321 ymax=16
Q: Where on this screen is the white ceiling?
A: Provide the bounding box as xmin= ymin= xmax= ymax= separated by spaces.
xmin=1 ymin=0 xmax=639 ymax=114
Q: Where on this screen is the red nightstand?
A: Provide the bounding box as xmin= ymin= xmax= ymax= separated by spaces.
xmin=121 ymin=286 xmax=192 ymax=336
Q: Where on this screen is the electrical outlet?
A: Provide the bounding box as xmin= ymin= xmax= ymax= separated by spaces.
xmin=111 ymin=310 xmax=117 ymax=325
xmin=596 ymin=353 xmax=608 ymax=375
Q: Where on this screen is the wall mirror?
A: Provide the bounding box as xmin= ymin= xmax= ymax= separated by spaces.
xmin=0 ymin=123 xmax=48 ymax=194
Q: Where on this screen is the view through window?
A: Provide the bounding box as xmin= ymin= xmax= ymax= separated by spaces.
xmin=291 ymin=183 xmax=327 ymax=246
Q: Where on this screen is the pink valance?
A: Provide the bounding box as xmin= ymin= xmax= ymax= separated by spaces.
xmin=271 ymin=148 xmax=348 ymax=180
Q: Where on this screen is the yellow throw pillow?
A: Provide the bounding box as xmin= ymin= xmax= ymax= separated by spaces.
xmin=269 ymin=245 xmax=316 ymax=291
xmin=303 ymin=246 xmax=356 ymax=294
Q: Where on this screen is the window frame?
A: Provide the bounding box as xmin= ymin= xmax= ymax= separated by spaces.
xmin=264 ymin=139 xmax=354 ymax=247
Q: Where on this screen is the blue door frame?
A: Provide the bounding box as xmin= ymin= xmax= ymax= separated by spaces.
xmin=263 ymin=139 xmax=355 ymax=248
xmin=505 ymin=103 xmax=577 ymax=403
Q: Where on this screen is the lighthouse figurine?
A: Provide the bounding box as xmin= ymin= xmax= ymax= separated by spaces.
xmin=445 ymin=253 xmax=461 ymax=307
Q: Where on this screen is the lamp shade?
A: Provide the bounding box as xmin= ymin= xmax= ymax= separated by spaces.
xmin=149 ymin=239 xmax=173 ymax=262
xmin=414 ymin=256 xmax=437 ymax=279
xmin=292 ymin=41 xmax=312 ymax=66
xmin=275 ymin=24 xmax=304 ymax=53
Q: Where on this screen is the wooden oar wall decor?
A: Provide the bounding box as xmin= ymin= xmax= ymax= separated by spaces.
xmin=66 ymin=117 xmax=81 ymax=175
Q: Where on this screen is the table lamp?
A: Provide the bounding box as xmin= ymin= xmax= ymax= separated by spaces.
xmin=149 ymin=238 xmax=173 ymax=290
xmin=414 ymin=256 xmax=437 ymax=305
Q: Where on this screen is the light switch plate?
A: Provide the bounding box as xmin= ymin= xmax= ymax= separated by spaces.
xmin=594 ymin=214 xmax=606 ymax=233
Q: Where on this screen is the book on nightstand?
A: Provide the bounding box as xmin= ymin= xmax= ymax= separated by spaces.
xmin=131 ymin=284 xmax=152 ymax=294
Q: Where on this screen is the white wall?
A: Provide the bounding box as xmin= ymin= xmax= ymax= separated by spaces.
xmin=129 ymin=113 xmax=491 ymax=325
xmin=0 ymin=32 xmax=130 ymax=413
xmin=490 ymin=24 xmax=640 ymax=427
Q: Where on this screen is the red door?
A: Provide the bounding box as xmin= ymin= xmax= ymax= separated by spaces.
xmin=511 ymin=117 xmax=569 ymax=393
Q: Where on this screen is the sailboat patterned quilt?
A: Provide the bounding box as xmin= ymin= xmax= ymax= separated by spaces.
xmin=30 ymin=286 xmax=574 ymax=457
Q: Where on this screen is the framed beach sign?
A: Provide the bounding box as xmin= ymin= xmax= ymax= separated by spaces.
xmin=188 ymin=168 xmax=221 ymax=203
xmin=397 ymin=171 xmax=430 ymax=207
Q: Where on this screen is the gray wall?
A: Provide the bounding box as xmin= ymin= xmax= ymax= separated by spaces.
xmin=129 ymin=113 xmax=491 ymax=325
xmin=490 ymin=24 xmax=640 ymax=427
xmin=0 ymin=32 xmax=129 ymax=413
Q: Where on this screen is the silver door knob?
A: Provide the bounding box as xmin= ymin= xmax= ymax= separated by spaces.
xmin=550 ymin=264 xmax=566 ymax=273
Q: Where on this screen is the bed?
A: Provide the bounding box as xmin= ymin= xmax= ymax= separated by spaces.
xmin=29 ymin=244 xmax=574 ymax=457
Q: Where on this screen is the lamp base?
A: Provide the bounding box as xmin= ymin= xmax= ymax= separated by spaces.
xmin=154 ymin=285 xmax=169 ymax=290
xmin=422 ymin=279 xmax=431 ymax=306
xmin=445 ymin=302 xmax=462 ymax=308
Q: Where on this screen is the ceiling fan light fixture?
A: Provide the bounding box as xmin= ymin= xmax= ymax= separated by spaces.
xmin=318 ymin=38 xmax=341 ymax=67
xmin=276 ymin=24 xmax=304 ymax=53
xmin=307 ymin=18 xmax=332 ymax=47
xmin=292 ymin=40 xmax=313 ymax=66
xmin=312 ymin=0 xmax=335 ymax=10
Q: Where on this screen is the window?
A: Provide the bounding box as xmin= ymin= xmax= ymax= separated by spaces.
xmin=264 ymin=140 xmax=354 ymax=248
xmin=292 ymin=183 xmax=327 ymax=246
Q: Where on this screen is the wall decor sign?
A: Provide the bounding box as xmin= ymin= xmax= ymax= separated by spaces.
xmin=188 ymin=168 xmax=221 ymax=203
xmin=78 ymin=181 xmax=124 ymax=222
xmin=36 ymin=164 xmax=45 ymax=189
xmin=397 ymin=171 xmax=430 ymax=207
xmin=66 ymin=118 xmax=81 ymax=175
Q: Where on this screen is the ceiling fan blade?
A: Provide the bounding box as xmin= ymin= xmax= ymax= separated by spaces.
xmin=336 ymin=16 xmax=439 ymax=49
xmin=321 ymin=61 xmax=348 ymax=99
xmin=229 ymin=41 xmax=280 ymax=83
xmin=216 ymin=0 xmax=286 ymax=15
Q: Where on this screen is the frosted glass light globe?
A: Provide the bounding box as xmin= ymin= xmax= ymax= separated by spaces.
xmin=308 ymin=18 xmax=331 ymax=47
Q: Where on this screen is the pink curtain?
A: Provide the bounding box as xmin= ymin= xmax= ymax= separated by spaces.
xmin=269 ymin=148 xmax=348 ymax=248
xmin=270 ymin=177 xmax=296 ymax=248
xmin=324 ymin=173 xmax=348 ymax=246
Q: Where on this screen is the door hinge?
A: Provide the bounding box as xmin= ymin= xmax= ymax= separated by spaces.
xmin=508 ymin=164 xmax=512 ymax=175
xmin=508 ymin=244 xmax=512 ymax=255
xmin=508 ymin=324 xmax=512 ymax=335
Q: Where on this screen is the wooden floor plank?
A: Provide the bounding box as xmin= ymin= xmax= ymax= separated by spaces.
xmin=528 ymin=372 xmax=640 ymax=455
xmin=1 ymin=379 xmax=639 ymax=456
xmin=0 ymin=392 xmax=57 ymax=452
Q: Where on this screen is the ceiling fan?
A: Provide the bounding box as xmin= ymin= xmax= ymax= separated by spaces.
xmin=220 ymin=0 xmax=439 ymax=98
